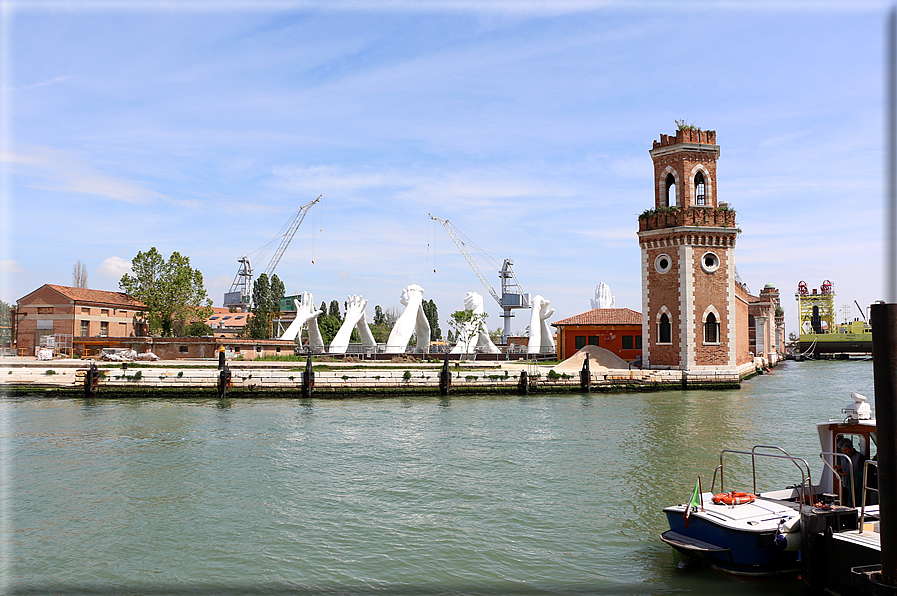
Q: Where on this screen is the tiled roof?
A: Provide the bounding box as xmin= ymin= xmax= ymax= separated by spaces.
xmin=206 ymin=306 xmax=249 ymax=329
xmin=551 ymin=308 xmax=642 ymax=327
xmin=44 ymin=284 xmax=145 ymax=308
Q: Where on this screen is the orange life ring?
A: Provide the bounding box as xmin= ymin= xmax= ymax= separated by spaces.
xmin=712 ymin=491 xmax=756 ymax=506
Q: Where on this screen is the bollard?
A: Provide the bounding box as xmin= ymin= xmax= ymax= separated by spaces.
xmin=580 ymin=354 xmax=591 ymax=393
xmin=218 ymin=346 xmax=225 ymax=370
xmin=217 ymin=364 xmax=231 ymax=398
xmin=518 ymin=370 xmax=528 ymax=395
xmin=84 ymin=363 xmax=99 ymax=398
xmin=302 ymin=354 xmax=315 ymax=398
xmin=439 ymin=352 xmax=451 ymax=396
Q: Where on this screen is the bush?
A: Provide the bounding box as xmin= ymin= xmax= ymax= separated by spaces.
xmin=547 ymin=369 xmax=560 ymax=380
xmin=44 ymin=369 xmax=56 ymax=376
xmin=403 ymin=370 xmax=411 ymax=381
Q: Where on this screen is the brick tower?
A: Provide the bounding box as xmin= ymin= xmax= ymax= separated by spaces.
xmin=638 ymin=129 xmax=739 ymax=370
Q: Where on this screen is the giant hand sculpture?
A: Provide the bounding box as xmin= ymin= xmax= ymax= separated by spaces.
xmin=279 ymin=291 xmax=324 ymax=349
xmin=330 ymin=295 xmax=376 ymax=354
xmin=384 ymin=284 xmax=428 ymax=354
xmin=450 ymin=292 xmax=499 ymax=355
xmin=527 ymin=295 xmax=555 ymax=355
xmin=590 ymin=282 xmax=616 ymax=310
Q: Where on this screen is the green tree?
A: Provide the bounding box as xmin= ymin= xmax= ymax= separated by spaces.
xmin=184 ymin=321 xmax=213 ymax=337
xmin=119 ymin=247 xmax=213 ymax=337
xmin=316 ymin=299 xmax=342 ymax=345
xmin=369 ymin=305 xmax=397 ymax=343
xmin=0 ymin=300 xmax=12 ymax=347
xmin=421 ymin=299 xmax=441 ymax=340
xmin=449 ymin=309 xmax=488 ymax=359
xmin=244 ymin=273 xmax=285 ymax=339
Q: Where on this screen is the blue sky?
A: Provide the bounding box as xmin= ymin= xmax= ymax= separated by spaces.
xmin=0 ymin=0 xmax=889 ymax=335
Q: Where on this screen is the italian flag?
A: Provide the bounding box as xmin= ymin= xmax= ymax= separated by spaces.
xmin=683 ymin=479 xmax=702 ymax=528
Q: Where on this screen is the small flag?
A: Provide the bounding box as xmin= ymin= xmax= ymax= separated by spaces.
xmin=684 ymin=480 xmax=701 ymax=528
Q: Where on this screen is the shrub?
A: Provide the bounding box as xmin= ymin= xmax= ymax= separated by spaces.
xmin=547 ymin=369 xmax=560 ymax=380
xmin=177 ymin=371 xmax=184 ymax=378
xmin=403 ymin=370 xmax=411 ymax=381
xmin=44 ymin=370 xmax=56 ymax=376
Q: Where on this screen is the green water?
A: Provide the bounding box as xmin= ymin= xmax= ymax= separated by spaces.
xmin=0 ymin=360 xmax=875 ymax=595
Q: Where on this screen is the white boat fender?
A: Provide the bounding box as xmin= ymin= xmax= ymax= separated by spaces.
xmin=774 ymin=531 xmax=802 ymax=552
xmin=778 ymin=516 xmax=800 ymax=533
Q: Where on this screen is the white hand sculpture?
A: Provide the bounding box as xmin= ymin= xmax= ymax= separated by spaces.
xmin=385 ymin=284 xmax=426 ymax=354
xmin=451 ymin=291 xmax=499 ymax=354
xmin=590 ymin=282 xmax=616 ymax=310
xmin=330 ymin=295 xmax=368 ymax=354
xmin=527 ymin=295 xmax=555 ymax=354
xmin=415 ymin=306 xmax=431 ymax=352
xmin=539 ymin=298 xmax=556 ymax=353
xmin=279 ymin=291 xmax=324 ymax=347
xmin=357 ymin=311 xmax=377 ymax=349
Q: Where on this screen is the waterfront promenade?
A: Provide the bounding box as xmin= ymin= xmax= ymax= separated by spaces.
xmin=0 ymin=356 xmax=751 ymax=397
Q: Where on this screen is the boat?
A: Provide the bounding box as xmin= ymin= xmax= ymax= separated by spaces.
xmin=661 ymin=392 xmax=880 ymax=581
xmin=795 ymin=280 xmax=873 ymax=356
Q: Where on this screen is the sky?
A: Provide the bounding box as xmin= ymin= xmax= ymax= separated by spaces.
xmin=0 ymin=0 xmax=890 ymax=336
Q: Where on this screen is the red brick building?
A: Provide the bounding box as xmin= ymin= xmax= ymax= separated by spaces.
xmin=15 ymin=284 xmax=146 ymax=356
xmin=638 ymin=129 xmax=753 ymax=373
xmin=551 ymin=308 xmax=642 ymax=363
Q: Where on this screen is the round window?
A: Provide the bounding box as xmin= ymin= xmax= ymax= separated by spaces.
xmin=701 ymin=252 xmax=720 ymax=273
xmin=654 ymin=254 xmax=672 ymax=274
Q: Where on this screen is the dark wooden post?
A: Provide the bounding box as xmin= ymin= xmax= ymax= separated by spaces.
xmin=439 ymin=352 xmax=451 ymax=396
xmin=518 ymin=370 xmax=528 ymax=395
xmin=218 ymin=346 xmax=225 ymax=370
xmin=84 ymin=363 xmax=99 ymax=398
xmin=217 ymin=364 xmax=231 ymax=398
xmin=580 ymin=354 xmax=591 ymax=393
xmin=872 ymin=302 xmax=897 ymax=586
xmin=302 ymin=354 xmax=315 ymax=398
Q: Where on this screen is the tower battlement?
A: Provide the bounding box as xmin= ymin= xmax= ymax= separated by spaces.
xmin=653 ymin=129 xmax=717 ymax=149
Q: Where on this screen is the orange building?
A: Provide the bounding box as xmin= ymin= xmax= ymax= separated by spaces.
xmin=551 ymin=308 xmax=643 ymax=363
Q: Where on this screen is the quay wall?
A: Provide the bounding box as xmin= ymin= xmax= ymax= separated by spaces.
xmin=0 ymin=363 xmax=759 ymax=397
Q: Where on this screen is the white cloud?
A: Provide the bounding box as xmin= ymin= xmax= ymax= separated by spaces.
xmin=0 ymin=260 xmax=25 ymax=273
xmin=2 ymin=75 xmax=73 ymax=92
xmin=1 ymin=147 xmax=167 ymax=204
xmin=96 ymin=256 xmax=132 ymax=278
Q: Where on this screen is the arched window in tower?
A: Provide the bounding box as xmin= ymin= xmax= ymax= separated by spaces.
xmin=704 ymin=312 xmax=720 ymax=343
xmin=695 ymin=171 xmax=706 ymax=206
xmin=658 ymin=313 xmax=672 ymax=343
xmin=665 ymin=174 xmax=676 ymax=207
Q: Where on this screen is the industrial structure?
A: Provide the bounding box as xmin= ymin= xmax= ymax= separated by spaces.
xmin=224 ymin=195 xmax=321 ymax=311
xmin=429 ymin=214 xmax=530 ymax=343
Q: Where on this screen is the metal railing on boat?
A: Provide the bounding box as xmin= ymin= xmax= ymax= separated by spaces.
xmin=711 ymin=447 xmax=813 ymax=505
xmin=820 ymin=451 xmax=857 ymax=508
xmin=860 ymin=459 xmax=880 ymax=533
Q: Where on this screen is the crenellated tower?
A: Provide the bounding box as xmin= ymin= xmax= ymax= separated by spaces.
xmin=638 ymin=129 xmax=740 ymax=370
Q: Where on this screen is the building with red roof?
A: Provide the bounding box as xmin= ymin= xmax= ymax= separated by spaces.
xmin=551 ymin=308 xmax=643 ymax=363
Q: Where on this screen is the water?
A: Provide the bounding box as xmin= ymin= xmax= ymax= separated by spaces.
xmin=1 ymin=360 xmax=876 ymax=595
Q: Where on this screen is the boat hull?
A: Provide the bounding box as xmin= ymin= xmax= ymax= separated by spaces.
xmin=663 ymin=508 xmax=800 ymax=576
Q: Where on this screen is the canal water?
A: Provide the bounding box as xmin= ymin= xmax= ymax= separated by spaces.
xmin=1 ymin=360 xmax=875 ymax=595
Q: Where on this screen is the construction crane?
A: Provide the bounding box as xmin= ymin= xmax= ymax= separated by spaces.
xmin=429 ymin=214 xmax=530 ymax=343
xmin=224 ymin=195 xmax=322 ymax=311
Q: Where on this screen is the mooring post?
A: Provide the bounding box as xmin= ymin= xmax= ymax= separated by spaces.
xmin=439 ymin=352 xmax=451 ymax=396
xmin=580 ymin=354 xmax=591 ymax=393
xmin=218 ymin=345 xmax=225 ymax=370
xmin=303 ymin=354 xmax=315 ymax=398
xmin=217 ymin=363 xmax=231 ymax=398
xmin=518 ymin=370 xmax=528 ymax=395
xmin=84 ymin=362 xmax=99 ymax=398
xmin=871 ymin=302 xmax=897 ymax=586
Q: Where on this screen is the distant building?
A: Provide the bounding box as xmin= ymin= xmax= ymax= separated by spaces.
xmin=205 ymin=307 xmax=250 ymax=338
xmin=15 ymin=284 xmax=146 ymax=356
xmin=551 ymin=308 xmax=642 ymax=363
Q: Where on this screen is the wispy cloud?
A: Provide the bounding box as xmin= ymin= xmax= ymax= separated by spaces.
xmin=96 ymin=256 xmax=132 ymax=278
xmin=1 ymin=147 xmax=168 ymax=204
xmin=0 ymin=260 xmax=25 ymax=273
xmin=2 ymin=75 xmax=72 ymax=92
